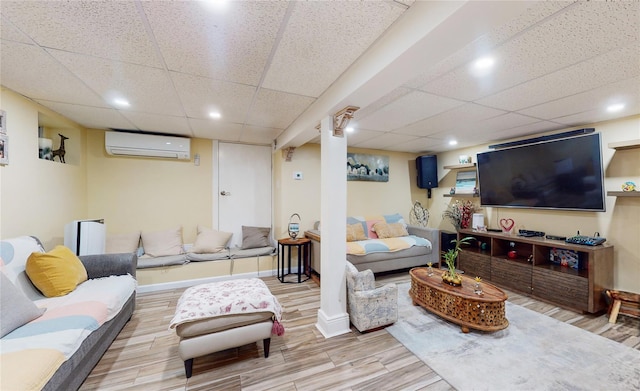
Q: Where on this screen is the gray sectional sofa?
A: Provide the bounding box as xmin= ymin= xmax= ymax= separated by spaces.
xmin=305 ymin=220 xmax=439 ymax=274
xmin=0 ymin=236 xmax=137 ymax=391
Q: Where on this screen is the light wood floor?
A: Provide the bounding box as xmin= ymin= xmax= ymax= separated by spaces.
xmin=80 ymin=272 xmax=640 ymax=391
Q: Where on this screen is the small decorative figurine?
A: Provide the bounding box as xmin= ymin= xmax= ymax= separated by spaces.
xmin=52 ymin=133 xmax=69 ymax=163
xmin=450 ymin=187 xmax=456 ymax=195
xmin=622 ymin=181 xmax=636 ymax=192
xmin=474 ymin=277 xmax=483 ymax=295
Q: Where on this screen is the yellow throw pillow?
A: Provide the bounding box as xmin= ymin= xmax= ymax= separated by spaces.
xmin=26 ymin=246 xmax=88 ymax=297
xmin=373 ymin=222 xmax=408 ymax=239
xmin=346 ymin=223 xmax=367 ymax=242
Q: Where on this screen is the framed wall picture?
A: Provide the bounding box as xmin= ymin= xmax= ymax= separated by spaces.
xmin=347 ymin=153 xmax=389 ymax=182
xmin=0 ymin=110 xmax=6 ymax=134
xmin=0 ymin=134 xmax=8 ymax=165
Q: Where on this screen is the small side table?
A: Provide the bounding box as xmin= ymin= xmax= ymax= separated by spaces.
xmin=277 ymin=238 xmax=311 ymax=283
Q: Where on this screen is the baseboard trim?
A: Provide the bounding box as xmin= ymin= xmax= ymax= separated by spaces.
xmin=137 ymin=270 xmax=271 ymax=293
xmin=316 ymin=308 xmax=351 ymax=338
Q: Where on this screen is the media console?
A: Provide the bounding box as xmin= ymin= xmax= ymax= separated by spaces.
xmin=456 ymin=229 xmax=613 ymax=313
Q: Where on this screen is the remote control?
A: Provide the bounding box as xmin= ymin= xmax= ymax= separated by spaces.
xmin=487 ymin=228 xmax=502 ymax=232
xmin=546 ymin=235 xmax=567 ymax=241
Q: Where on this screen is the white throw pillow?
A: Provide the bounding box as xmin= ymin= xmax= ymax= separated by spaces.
xmin=191 ymin=226 xmax=232 ymax=254
xmin=141 ymin=226 xmax=184 ymax=257
xmin=105 ymin=231 xmax=140 ymax=254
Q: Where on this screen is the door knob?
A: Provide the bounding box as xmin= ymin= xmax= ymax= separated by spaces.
xmin=220 ymin=191 xmax=231 ymax=196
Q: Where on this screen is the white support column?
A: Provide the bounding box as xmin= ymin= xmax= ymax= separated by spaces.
xmin=316 ymin=115 xmax=350 ymax=338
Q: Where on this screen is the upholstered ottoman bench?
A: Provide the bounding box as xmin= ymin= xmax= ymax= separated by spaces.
xmin=169 ymin=278 xmax=284 ymax=378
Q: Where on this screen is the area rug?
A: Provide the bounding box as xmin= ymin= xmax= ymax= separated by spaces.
xmin=387 ymin=283 xmax=640 ymax=391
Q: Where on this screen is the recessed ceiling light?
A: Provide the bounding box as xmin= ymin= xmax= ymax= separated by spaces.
xmin=113 ymin=98 xmax=130 ymax=107
xmin=449 ymin=140 xmax=458 ymax=146
xmin=473 ymin=56 xmax=495 ymax=70
xmin=606 ymin=103 xmax=625 ymax=113
xmin=209 ymin=112 xmax=221 ymax=119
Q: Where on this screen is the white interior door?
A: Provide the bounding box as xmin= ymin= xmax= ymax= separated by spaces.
xmin=216 ymin=143 xmax=272 ymax=248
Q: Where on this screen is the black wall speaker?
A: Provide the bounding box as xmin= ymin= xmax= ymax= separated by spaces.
xmin=416 ymin=155 xmax=438 ymax=189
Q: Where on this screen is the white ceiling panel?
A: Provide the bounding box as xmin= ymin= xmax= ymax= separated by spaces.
xmin=245 ymin=88 xmax=315 ymax=129
xmin=1 ymin=0 xmax=160 ymax=67
xmin=189 ymin=119 xmax=242 ymax=141
xmin=142 ymin=1 xmax=288 ymax=85
xmin=171 ymin=72 xmax=256 ymax=122
xmin=1 ymin=1 xmax=637 ymax=153
xmin=520 ymin=76 xmax=640 ymax=121
xmin=120 ymin=112 xmax=192 ymax=136
xmin=351 ymin=132 xmax=419 ymax=150
xmin=35 ymin=100 xmax=134 ymax=130
xmin=357 ymin=91 xmax=465 ymax=131
xmin=49 ymin=49 xmax=184 ymax=117
xmin=1 ymin=41 xmax=106 ymax=107
xmin=262 ymin=1 xmax=406 ymax=97
xmin=239 ymin=125 xmax=282 ymax=145
xmin=345 ymin=128 xmax=386 ymax=146
xmin=477 ymin=44 xmax=640 ymax=112
xmin=394 ymin=103 xmax=506 ymax=137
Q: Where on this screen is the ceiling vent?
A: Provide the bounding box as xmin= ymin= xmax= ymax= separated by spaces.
xmin=105 ymin=131 xmax=190 ymax=160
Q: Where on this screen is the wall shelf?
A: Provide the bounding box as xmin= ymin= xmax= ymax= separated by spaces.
xmin=608 ymin=139 xmax=640 ymax=150
xmin=443 ymin=163 xmax=476 ymax=169
xmin=444 ymin=193 xmax=479 ymax=198
xmin=607 ymin=191 xmax=640 ymax=197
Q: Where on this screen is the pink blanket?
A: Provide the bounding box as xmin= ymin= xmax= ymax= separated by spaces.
xmin=169 ymin=278 xmax=284 ymax=336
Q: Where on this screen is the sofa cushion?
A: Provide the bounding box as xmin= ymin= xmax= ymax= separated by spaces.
xmin=141 ymin=226 xmax=184 ymax=257
xmin=191 ymin=226 xmax=232 ymax=254
xmin=0 ymin=273 xmax=45 ymax=338
xmin=241 ymin=226 xmax=271 ymax=249
xmin=346 ymin=223 xmax=367 ymax=242
xmin=105 ymin=231 xmax=140 ymax=254
xmin=26 ymin=246 xmax=88 ymax=297
xmin=373 ymin=222 xmax=409 ymax=239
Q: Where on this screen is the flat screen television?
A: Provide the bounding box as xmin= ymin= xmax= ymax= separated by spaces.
xmin=476 ymin=133 xmax=605 ymax=211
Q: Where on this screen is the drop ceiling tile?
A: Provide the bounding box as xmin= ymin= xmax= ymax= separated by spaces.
xmin=142 ymin=1 xmax=288 ymax=85
xmin=472 ymin=113 xmax=541 ymax=134
xmin=49 ymin=49 xmax=184 ymax=116
xmin=189 ymin=119 xmax=243 ymax=141
xmin=422 ymin=1 xmax=640 ymax=102
xmin=351 ymin=133 xmax=419 ymax=150
xmin=478 ymin=44 xmax=640 ymax=112
xmin=0 ymin=14 xmax=33 ymax=44
xmin=404 ymin=1 xmax=573 ymax=90
xmin=262 ymin=1 xmax=406 ymax=97
xmin=35 ymin=100 xmax=133 ymax=130
xmin=385 ymin=137 xmax=444 ymax=154
xmin=239 ymin=125 xmax=282 ymax=145
xmin=171 ymin=72 xmax=256 ymax=122
xmin=519 ymin=76 xmax=640 ymax=120
xmin=353 ymin=87 xmax=413 ymax=121
xmin=357 ymin=91 xmax=465 ymax=131
xmin=1 ymin=1 xmax=161 ymax=67
xmin=120 ymin=112 xmax=191 ymax=137
xmin=0 ymin=41 xmax=106 ymax=107
xmin=245 ymin=89 xmax=315 ymax=129
xmin=345 ymin=129 xmax=386 ymax=146
xmin=395 ymin=103 xmax=506 ymax=137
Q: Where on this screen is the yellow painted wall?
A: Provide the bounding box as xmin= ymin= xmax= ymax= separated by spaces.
xmin=273 ymin=143 xmax=424 ymax=239
xmin=2 ymin=88 xmax=638 ymax=291
xmin=0 ymin=88 xmax=87 ymax=249
xmin=85 ymin=130 xmax=213 ymax=244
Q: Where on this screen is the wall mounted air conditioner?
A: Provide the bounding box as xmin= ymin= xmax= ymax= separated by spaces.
xmin=105 ymin=131 xmax=190 ymax=160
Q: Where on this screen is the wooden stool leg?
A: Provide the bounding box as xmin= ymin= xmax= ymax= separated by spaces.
xmin=608 ymin=300 xmax=622 ymax=324
xmin=184 ymin=358 xmax=194 ymax=378
xmin=263 ymin=338 xmax=271 ymax=358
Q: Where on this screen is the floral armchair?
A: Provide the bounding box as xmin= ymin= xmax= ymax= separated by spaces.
xmin=345 ymin=261 xmax=398 ymax=332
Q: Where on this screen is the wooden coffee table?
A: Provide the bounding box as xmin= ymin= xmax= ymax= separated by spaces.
xmin=409 ymin=267 xmax=509 ymax=333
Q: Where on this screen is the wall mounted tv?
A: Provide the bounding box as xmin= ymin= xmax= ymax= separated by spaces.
xmin=476 ymin=133 xmax=605 ymax=211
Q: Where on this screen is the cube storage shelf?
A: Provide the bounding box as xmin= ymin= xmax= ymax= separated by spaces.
xmin=456 ymin=229 xmax=613 ymax=313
